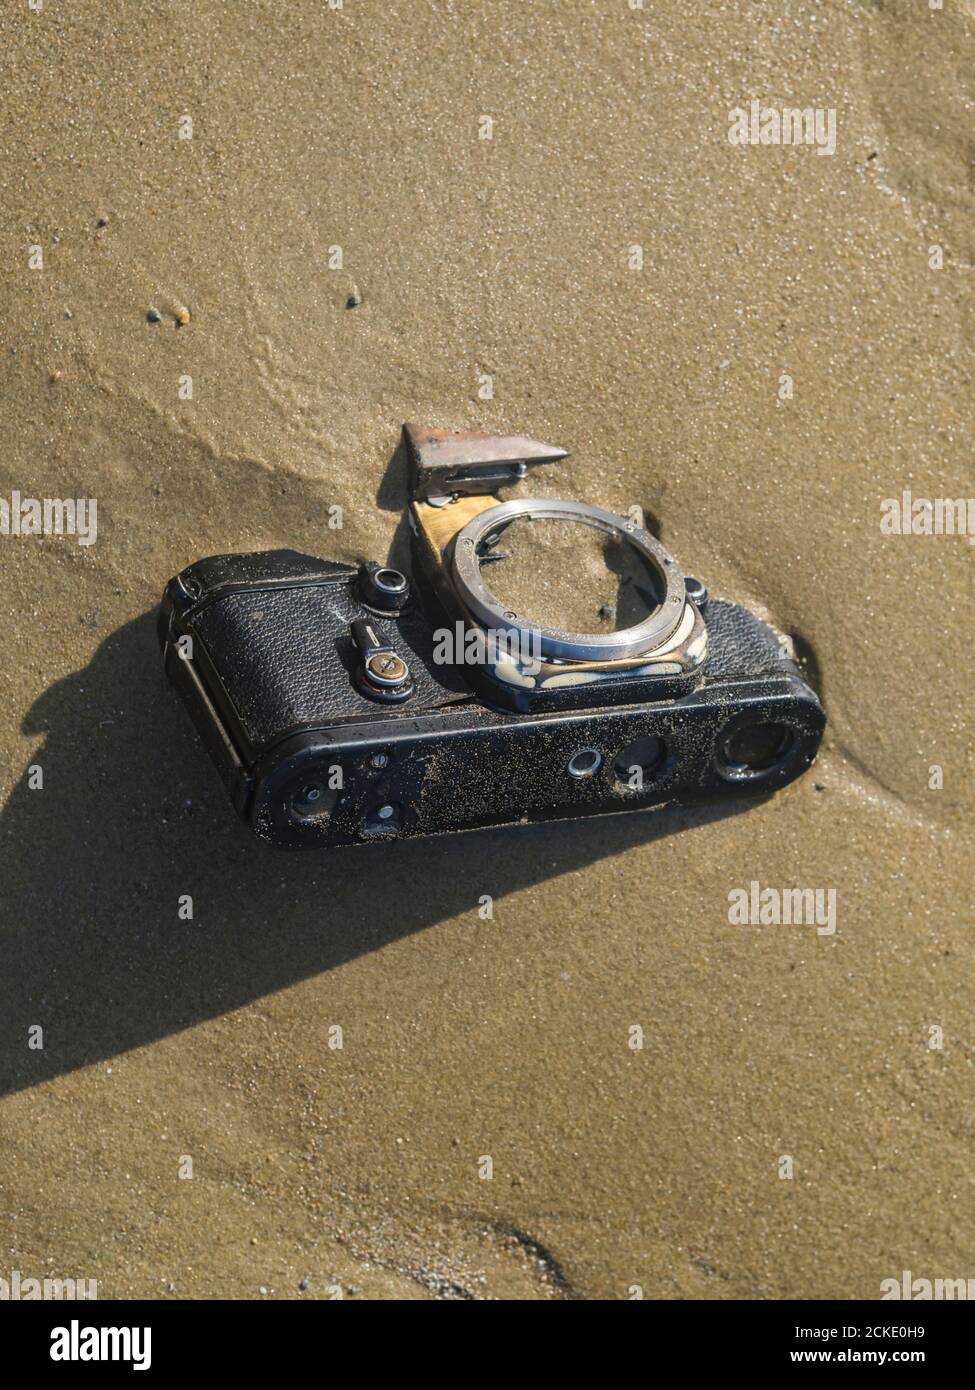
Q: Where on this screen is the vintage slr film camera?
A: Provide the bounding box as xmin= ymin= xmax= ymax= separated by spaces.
xmin=159 ymin=425 xmax=825 ymax=848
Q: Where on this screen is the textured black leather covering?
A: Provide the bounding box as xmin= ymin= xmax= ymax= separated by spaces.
xmin=700 ymin=599 xmax=796 ymax=683
xmin=166 ymin=552 xmax=470 ymax=759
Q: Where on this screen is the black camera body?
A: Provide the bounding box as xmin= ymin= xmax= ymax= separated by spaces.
xmin=159 ymin=426 xmax=825 ymax=849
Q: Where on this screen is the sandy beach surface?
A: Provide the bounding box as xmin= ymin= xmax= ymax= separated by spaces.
xmin=1 ymin=0 xmax=972 ymax=1299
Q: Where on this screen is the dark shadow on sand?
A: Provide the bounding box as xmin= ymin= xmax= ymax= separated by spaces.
xmin=0 ymin=611 xmax=754 ymax=1097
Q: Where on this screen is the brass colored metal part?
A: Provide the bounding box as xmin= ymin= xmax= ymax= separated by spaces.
xmin=412 ymin=493 xmax=496 ymax=561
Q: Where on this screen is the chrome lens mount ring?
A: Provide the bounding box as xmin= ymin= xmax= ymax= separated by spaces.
xmin=449 ymin=498 xmax=689 ymax=662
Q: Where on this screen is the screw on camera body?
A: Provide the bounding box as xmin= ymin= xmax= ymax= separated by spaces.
xmin=351 ymin=619 xmax=414 ymax=703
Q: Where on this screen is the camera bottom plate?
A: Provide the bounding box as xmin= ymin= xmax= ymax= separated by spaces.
xmin=239 ymin=676 xmax=824 ymax=849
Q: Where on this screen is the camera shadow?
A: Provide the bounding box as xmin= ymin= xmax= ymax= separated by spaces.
xmin=375 ymin=431 xmax=415 ymax=575
xmin=0 ymin=612 xmax=751 ymax=1097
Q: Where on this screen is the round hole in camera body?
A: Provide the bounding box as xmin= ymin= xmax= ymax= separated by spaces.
xmin=717 ymin=720 xmax=795 ymax=782
xmin=289 ymin=778 xmax=341 ymax=821
xmin=613 ymin=735 xmax=667 ymax=791
xmin=374 ymin=567 xmax=408 ymax=595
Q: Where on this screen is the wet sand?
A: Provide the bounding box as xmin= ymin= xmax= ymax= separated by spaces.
xmin=0 ymin=0 xmax=972 ymax=1298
